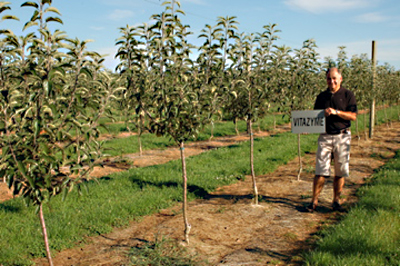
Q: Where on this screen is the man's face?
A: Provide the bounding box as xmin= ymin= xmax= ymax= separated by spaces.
xmin=326 ymin=70 xmax=342 ymax=92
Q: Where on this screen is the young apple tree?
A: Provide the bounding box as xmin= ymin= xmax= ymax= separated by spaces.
xmin=0 ymin=1 xmax=116 ymax=265
xmin=128 ymin=0 xmax=216 ymax=245
xmin=115 ymin=24 xmax=147 ymax=155
xmin=277 ymin=39 xmax=321 ymax=180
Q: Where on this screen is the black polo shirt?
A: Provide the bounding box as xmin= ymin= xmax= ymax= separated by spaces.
xmin=314 ymin=87 xmax=357 ymax=134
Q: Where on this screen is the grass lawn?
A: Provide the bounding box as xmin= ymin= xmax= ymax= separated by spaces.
xmin=0 ymin=106 xmax=398 ymax=265
xmin=0 ymin=129 xmax=317 ymax=265
xmin=303 ymin=150 xmax=400 ymax=266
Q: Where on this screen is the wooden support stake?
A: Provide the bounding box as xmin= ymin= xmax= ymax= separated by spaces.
xmin=369 ymin=40 xmax=376 ymax=139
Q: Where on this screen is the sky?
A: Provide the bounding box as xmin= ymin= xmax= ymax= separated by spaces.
xmin=3 ymin=0 xmax=400 ymax=71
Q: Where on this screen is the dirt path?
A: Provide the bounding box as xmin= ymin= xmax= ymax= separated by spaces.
xmin=6 ymin=122 xmax=400 ymax=265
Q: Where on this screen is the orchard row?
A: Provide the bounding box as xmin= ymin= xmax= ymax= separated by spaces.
xmin=1 ymin=1 xmax=399 ymax=264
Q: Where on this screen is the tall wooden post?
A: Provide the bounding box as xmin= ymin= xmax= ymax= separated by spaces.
xmin=369 ymin=40 xmax=376 ymax=139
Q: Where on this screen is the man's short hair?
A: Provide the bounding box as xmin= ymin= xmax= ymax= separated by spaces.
xmin=326 ymin=67 xmax=342 ymax=76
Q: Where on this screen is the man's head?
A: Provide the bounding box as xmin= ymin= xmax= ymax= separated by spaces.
xmin=326 ymin=67 xmax=342 ymax=93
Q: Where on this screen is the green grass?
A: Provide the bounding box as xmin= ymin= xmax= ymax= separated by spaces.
xmin=99 ymin=121 xmax=131 ymax=134
xmin=128 ymin=235 xmax=206 ymax=265
xmin=351 ymin=104 xmax=400 ymax=135
xmin=102 ymin=133 xmax=175 ymax=156
xmin=0 ymin=131 xmax=317 ymax=265
xmin=100 ymin=105 xmax=399 ymax=158
xmin=303 ymin=151 xmax=400 ymax=266
xmin=196 ymin=114 xmax=290 ymax=141
xmin=99 ymin=104 xmax=398 ymax=158
xmin=101 ymin=114 xmax=290 ymax=156
xmin=0 ymin=106 xmax=398 ymax=265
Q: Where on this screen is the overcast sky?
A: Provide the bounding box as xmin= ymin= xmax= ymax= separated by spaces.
xmin=4 ymin=0 xmax=400 ymax=70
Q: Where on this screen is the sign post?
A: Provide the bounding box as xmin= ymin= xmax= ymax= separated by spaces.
xmin=291 ymin=110 xmax=325 ymax=181
xmin=291 ymin=110 xmax=325 ymax=134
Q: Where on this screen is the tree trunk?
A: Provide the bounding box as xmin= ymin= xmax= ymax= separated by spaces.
xmin=138 ymin=113 xmax=144 ymax=156
xmin=39 ymin=203 xmax=53 ymax=266
xmin=209 ymin=120 xmax=214 ymax=140
xmin=138 ymin=133 xmax=142 ymax=156
xmin=369 ymin=100 xmax=375 ymax=139
xmin=364 ymin=112 xmax=368 ymax=140
xmin=234 ymin=117 xmax=239 ymax=135
xmin=127 ymin=120 xmax=142 ymax=156
xmin=179 ymin=142 xmax=191 ymax=244
xmin=248 ymin=119 xmax=258 ymax=205
xmin=383 ymin=106 xmax=389 ymax=128
xmin=297 ymin=133 xmax=302 ymax=181
xmin=391 ymin=104 xmax=394 ymax=126
xmin=397 ymin=102 xmax=400 ymax=120
xmin=355 ymin=119 xmax=360 ymax=146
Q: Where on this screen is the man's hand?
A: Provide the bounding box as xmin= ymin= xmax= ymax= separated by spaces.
xmin=325 ymin=107 xmax=357 ymax=121
xmin=325 ymin=107 xmax=337 ymax=116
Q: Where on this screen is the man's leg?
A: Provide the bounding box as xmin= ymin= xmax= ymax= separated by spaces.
xmin=333 ymin=176 xmax=345 ymax=204
xmin=332 ymin=133 xmax=351 ymax=211
xmin=309 ymin=134 xmax=331 ymax=212
xmin=312 ymin=175 xmax=326 ymax=206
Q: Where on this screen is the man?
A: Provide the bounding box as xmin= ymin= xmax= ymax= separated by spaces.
xmin=307 ymin=67 xmax=357 ymax=212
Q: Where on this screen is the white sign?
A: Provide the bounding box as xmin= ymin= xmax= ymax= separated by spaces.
xmin=291 ymin=110 xmax=325 ymax=134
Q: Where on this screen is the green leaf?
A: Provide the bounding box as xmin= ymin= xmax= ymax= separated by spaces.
xmin=0 ymin=4 xmax=11 ymax=13
xmin=34 ymin=119 xmax=40 ymax=137
xmin=1 ymin=15 xmax=19 ymax=21
xmin=21 ymin=2 xmax=39 ymax=8
xmin=30 ymin=10 xmax=39 ymax=21
xmin=79 ymin=67 xmax=93 ymax=79
xmin=0 ymin=29 xmax=12 ymax=34
xmin=62 ymin=187 xmax=69 ymax=201
xmin=45 ymin=6 xmax=61 ymax=15
xmin=45 ymin=16 xmax=63 ymax=24
xmin=17 ymin=161 xmax=36 ymax=189
xmin=6 ymin=173 xmax=13 ymax=189
xmin=22 ymin=20 xmax=38 ymax=31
